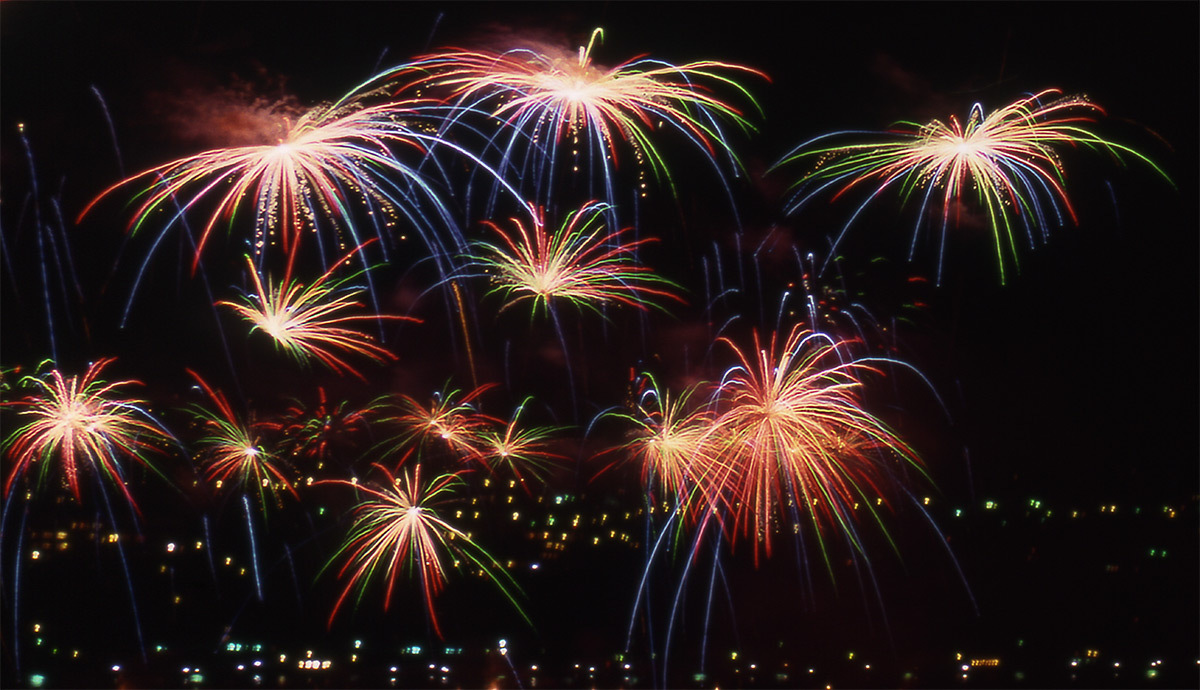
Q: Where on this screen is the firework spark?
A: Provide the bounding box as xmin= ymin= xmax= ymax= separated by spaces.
xmin=777 ymin=89 xmax=1171 ymax=283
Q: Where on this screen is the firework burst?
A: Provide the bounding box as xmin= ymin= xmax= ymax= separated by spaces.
xmin=701 ymin=326 xmax=926 ymax=569
xmin=277 ymin=387 xmax=384 ymax=470
xmin=606 ymin=373 xmax=715 ymax=510
xmin=473 ymin=200 xmax=682 ymax=320
xmin=2 ymin=358 xmax=174 ymax=509
xmin=186 ymin=370 xmax=297 ymax=509
xmin=218 ymin=243 xmax=420 ymax=382
xmin=321 ymin=463 xmax=528 ymax=637
xmin=384 ymin=29 xmax=766 ymax=220
xmin=473 ymin=397 xmax=567 ymax=488
xmin=376 ymin=383 xmax=498 ymax=464
xmin=76 ymin=89 xmax=492 ymax=313
xmin=777 ymin=89 xmax=1171 ymax=283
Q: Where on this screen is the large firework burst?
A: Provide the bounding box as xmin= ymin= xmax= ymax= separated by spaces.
xmin=777 ymin=89 xmax=1171 ymax=283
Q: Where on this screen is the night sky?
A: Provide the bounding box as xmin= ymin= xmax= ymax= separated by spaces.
xmin=1 ymin=2 xmax=1197 ymax=689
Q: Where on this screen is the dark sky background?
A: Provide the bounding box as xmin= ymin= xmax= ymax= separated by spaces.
xmin=4 ymin=0 xmax=1195 ymax=492
xmin=1 ymin=1 xmax=1197 ymax=686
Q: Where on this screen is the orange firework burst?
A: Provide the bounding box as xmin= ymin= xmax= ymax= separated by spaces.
xmin=701 ymin=326 xmax=925 ymax=568
xmin=2 ymin=358 xmax=173 ymax=509
xmin=218 ymin=243 xmax=421 ymax=382
xmin=607 ymin=373 xmax=716 ymax=509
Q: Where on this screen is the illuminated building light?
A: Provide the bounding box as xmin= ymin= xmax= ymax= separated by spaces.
xmin=31 ymin=551 xmax=40 ymax=560
xmin=30 ymin=675 xmax=45 ymax=688
xmin=111 ymin=665 xmax=121 ymax=672
xmin=32 ymin=623 xmax=40 ymax=633
xmin=970 ymin=659 xmax=1000 ymax=667
xmin=167 ymin=543 xmax=176 ymax=552
xmin=195 ymin=542 xmax=203 ymax=550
